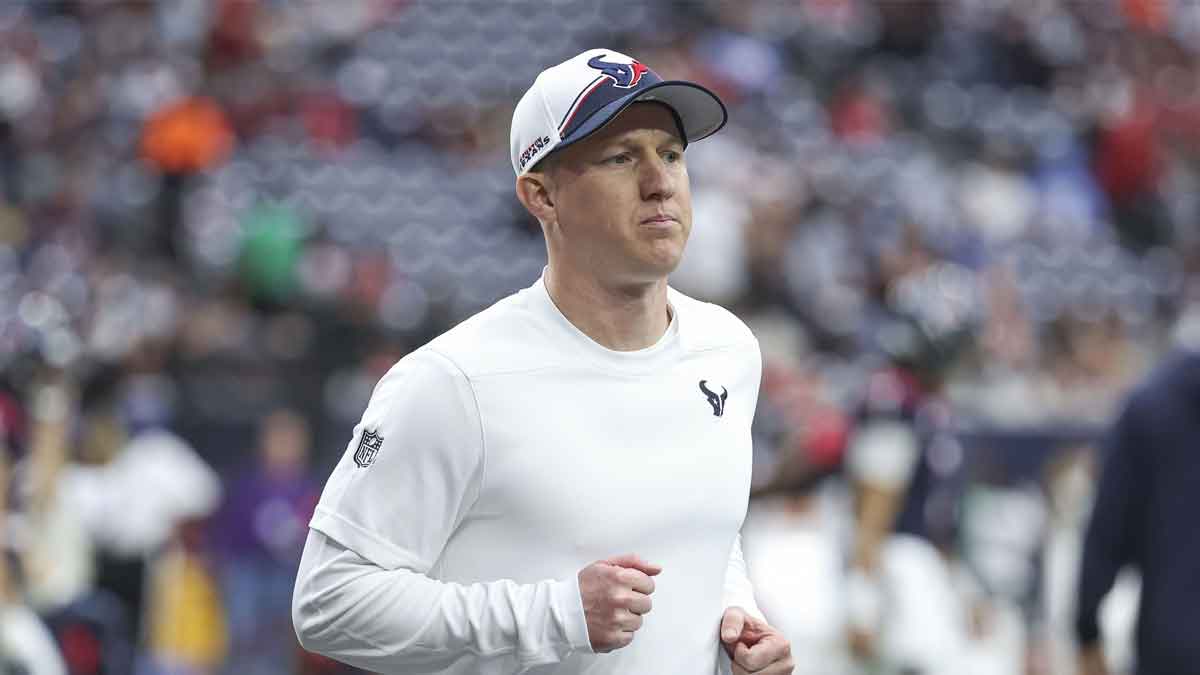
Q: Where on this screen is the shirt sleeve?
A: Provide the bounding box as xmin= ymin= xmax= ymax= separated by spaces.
xmin=296 ymin=348 xmax=592 ymax=671
xmin=1075 ymin=392 xmax=1147 ymax=647
xmin=722 ymin=533 xmax=766 ymax=622
xmin=308 ymin=349 xmax=482 ymax=571
xmin=293 ymin=529 xmax=591 ymax=673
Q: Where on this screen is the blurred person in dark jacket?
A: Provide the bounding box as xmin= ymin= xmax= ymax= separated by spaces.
xmin=1075 ymin=349 xmax=1200 ymax=675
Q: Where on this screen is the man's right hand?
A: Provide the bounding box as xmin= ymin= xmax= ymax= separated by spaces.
xmin=578 ymin=554 xmax=662 ymax=652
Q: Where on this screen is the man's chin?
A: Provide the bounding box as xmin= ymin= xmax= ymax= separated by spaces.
xmin=642 ymin=242 xmax=686 ymax=273
xmin=633 ymin=251 xmax=684 ymax=279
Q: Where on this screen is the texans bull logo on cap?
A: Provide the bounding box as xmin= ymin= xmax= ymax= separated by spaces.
xmin=587 ymin=55 xmax=651 ymax=89
xmin=558 ymin=54 xmax=665 ymax=138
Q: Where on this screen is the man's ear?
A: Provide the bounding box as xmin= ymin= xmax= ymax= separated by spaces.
xmin=515 ymin=172 xmax=556 ymax=226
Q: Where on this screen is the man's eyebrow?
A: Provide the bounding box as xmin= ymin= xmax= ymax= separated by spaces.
xmin=603 ymin=131 xmax=684 ymax=149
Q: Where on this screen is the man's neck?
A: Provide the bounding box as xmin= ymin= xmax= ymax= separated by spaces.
xmin=544 ymin=265 xmax=671 ymax=351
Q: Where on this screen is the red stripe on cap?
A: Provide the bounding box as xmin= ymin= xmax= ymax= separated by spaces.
xmin=558 ymin=76 xmax=608 ymax=136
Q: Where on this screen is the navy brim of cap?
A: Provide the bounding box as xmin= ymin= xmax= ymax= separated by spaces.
xmin=553 ymin=80 xmax=728 ymax=158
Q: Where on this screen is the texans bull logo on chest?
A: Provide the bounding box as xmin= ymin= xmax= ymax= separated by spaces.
xmin=699 ymin=380 xmax=728 ymax=417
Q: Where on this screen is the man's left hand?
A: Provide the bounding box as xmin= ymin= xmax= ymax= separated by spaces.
xmin=720 ymin=606 xmax=794 ymax=674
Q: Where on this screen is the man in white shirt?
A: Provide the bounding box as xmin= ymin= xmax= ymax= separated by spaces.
xmin=292 ymin=48 xmax=794 ymax=675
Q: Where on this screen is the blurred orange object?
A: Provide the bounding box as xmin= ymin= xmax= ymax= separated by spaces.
xmin=141 ymin=97 xmax=235 ymax=174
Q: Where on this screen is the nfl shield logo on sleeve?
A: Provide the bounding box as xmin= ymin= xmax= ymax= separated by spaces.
xmin=354 ymin=429 xmax=384 ymax=468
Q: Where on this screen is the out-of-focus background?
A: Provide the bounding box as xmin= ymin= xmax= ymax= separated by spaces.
xmin=1 ymin=0 xmax=1197 ymax=673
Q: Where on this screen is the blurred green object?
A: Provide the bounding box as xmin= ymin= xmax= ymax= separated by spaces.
xmin=238 ymin=201 xmax=304 ymax=303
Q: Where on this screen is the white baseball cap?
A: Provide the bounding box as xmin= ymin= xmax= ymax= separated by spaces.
xmin=510 ymin=48 xmax=728 ymax=175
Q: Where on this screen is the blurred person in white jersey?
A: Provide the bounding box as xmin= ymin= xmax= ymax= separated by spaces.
xmin=292 ymin=49 xmax=793 ymax=675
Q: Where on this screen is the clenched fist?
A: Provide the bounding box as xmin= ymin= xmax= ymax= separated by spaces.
xmin=578 ymin=554 xmax=662 ymax=652
xmin=721 ymin=606 xmax=794 ymax=674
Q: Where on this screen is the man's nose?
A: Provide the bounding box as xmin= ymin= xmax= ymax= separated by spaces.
xmin=639 ymin=155 xmax=676 ymax=202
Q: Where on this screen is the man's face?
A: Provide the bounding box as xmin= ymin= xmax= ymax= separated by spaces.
xmin=544 ymin=103 xmax=692 ymax=285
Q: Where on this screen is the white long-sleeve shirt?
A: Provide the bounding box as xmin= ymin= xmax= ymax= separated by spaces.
xmin=294 ymin=276 xmax=764 ymax=674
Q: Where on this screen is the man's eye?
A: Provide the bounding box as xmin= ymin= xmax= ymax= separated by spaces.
xmin=605 ymin=153 xmax=632 ymax=165
xmin=662 ymin=150 xmax=682 ymax=163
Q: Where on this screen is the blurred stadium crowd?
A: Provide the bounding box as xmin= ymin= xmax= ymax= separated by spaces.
xmin=1 ymin=0 xmax=1199 ymax=673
